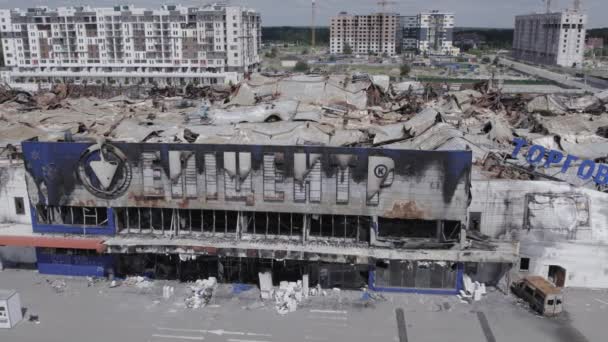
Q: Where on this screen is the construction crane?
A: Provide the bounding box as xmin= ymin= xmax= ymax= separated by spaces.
xmin=377 ymin=0 xmax=397 ymax=13
xmin=544 ymin=0 xmax=553 ymax=13
xmin=311 ymin=0 xmax=316 ymax=50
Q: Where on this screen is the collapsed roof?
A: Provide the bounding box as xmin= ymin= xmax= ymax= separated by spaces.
xmin=1 ymin=74 xmax=607 ymax=191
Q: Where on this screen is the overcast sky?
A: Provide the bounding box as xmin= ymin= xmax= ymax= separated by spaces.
xmin=0 ymin=0 xmax=606 ymax=28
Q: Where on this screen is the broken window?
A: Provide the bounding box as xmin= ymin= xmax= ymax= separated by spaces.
xmin=374 ymin=261 xmax=457 ymax=289
xmin=520 ymin=257 xmax=530 ymax=272
xmin=468 ymin=212 xmax=481 ymax=232
xmin=204 ymin=153 xmax=218 ymax=200
xmin=35 ymin=205 xmax=108 ymax=227
xmin=224 ymin=152 xmax=253 ymax=202
xmin=114 ymin=207 xmax=238 ymax=235
xmin=309 ymin=214 xmax=367 ymax=242
xmin=142 ymin=152 xmax=164 ymax=197
xmin=241 ymin=211 xmax=304 ymax=239
xmin=169 ymin=151 xmax=197 ymax=198
xmin=293 ymin=153 xmax=322 ymax=203
xmin=263 ymin=153 xmax=284 ymax=201
xmin=377 ymin=218 xmax=437 ymax=239
xmin=14 ymin=197 xmax=25 ymax=215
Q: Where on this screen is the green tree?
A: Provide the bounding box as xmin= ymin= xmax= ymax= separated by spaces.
xmin=343 ymin=43 xmax=353 ymax=55
xmin=293 ymin=61 xmax=310 ymax=73
xmin=400 ymin=63 xmax=411 ymax=77
xmin=265 ymin=46 xmax=279 ymax=58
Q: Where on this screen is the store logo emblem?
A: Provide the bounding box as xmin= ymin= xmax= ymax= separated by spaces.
xmin=77 ymin=142 xmax=132 ymax=199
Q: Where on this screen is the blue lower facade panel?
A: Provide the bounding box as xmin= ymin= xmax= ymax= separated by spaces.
xmin=36 ymin=248 xmax=114 ymax=277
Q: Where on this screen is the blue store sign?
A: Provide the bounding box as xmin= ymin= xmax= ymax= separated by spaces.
xmin=512 ymin=138 xmax=608 ymax=186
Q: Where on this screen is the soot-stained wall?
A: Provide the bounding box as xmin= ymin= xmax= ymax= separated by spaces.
xmin=22 ymin=141 xmax=471 ymax=222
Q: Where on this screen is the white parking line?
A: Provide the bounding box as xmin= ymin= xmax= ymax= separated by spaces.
xmin=306 ymin=315 xmax=348 ymax=321
xmin=594 ymin=298 xmax=608 ymax=305
xmin=309 ymin=309 xmax=347 ymax=315
xmin=304 ymin=336 xmax=329 ymax=341
xmin=156 ymin=327 xmax=272 ymax=337
xmin=308 ymin=322 xmax=349 ymax=328
xmin=151 ymin=334 xmax=205 ymax=340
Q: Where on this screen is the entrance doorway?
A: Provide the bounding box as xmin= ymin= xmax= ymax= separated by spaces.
xmin=548 ymin=265 xmax=566 ymax=287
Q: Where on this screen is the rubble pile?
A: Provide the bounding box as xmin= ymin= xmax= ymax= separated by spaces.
xmin=274 ymin=281 xmax=305 ymax=315
xmin=458 ymin=274 xmax=487 ymax=303
xmin=185 ymin=277 xmax=217 ymax=309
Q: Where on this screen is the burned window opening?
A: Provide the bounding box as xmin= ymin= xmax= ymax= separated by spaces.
xmin=14 ymin=197 xmax=25 ymax=215
xmin=241 ymin=211 xmax=304 ymax=238
xmin=468 ymin=212 xmax=482 ymax=232
xmin=35 ymin=205 xmax=108 ymax=227
xmin=442 ymin=221 xmax=461 ymax=242
xmin=377 ymin=218 xmax=438 ymax=239
xmin=520 ymin=257 xmax=530 ymax=272
xmin=115 ymin=207 xmax=237 ymax=235
xmin=309 ymin=214 xmax=367 ymax=241
xmin=375 ymin=260 xmax=458 ymax=290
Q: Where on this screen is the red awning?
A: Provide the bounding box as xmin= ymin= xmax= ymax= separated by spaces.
xmin=0 ymin=235 xmax=106 ymax=253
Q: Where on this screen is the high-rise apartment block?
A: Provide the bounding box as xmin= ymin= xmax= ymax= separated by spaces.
xmin=0 ymin=4 xmax=261 ymax=88
xmin=329 ymin=10 xmax=458 ymax=57
xmin=329 ymin=12 xmax=398 ymax=56
xmin=400 ymin=11 xmax=458 ymax=55
xmin=513 ymin=8 xmax=586 ymax=68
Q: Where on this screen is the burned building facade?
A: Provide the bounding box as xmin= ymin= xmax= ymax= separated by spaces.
xmin=17 ymin=139 xmax=517 ymax=293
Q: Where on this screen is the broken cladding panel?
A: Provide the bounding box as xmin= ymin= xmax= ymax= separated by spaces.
xmin=223 ymin=151 xmax=253 ymax=202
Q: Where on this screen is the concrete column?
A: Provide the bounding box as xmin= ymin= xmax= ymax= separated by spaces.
xmin=436 ymin=220 xmax=444 ymax=243
xmin=370 ymin=216 xmax=378 ymax=245
xmin=303 ymin=214 xmax=309 ymax=244
xmin=460 ymin=227 xmax=467 ymax=248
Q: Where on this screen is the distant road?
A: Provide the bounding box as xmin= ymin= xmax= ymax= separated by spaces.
xmin=498 ymin=57 xmax=603 ymax=94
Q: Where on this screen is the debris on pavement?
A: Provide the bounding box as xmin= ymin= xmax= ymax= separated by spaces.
xmin=47 ymin=279 xmax=66 ymax=293
xmin=123 ymin=276 xmax=154 ymax=289
xmin=186 ymin=277 xmax=217 ymax=309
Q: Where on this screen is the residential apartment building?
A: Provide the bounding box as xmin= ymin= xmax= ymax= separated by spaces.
xmin=512 ymin=9 xmax=587 ymax=68
xmin=400 ymin=15 xmax=419 ymax=51
xmin=400 ymin=11 xmax=459 ymax=55
xmin=329 ymin=12 xmax=398 ymax=56
xmin=0 ymin=4 xmax=261 ymax=89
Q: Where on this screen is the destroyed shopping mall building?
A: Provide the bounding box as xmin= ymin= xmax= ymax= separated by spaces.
xmin=3 ymin=72 xmax=608 ymax=291
xmin=15 ymin=138 xmax=517 ymax=293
